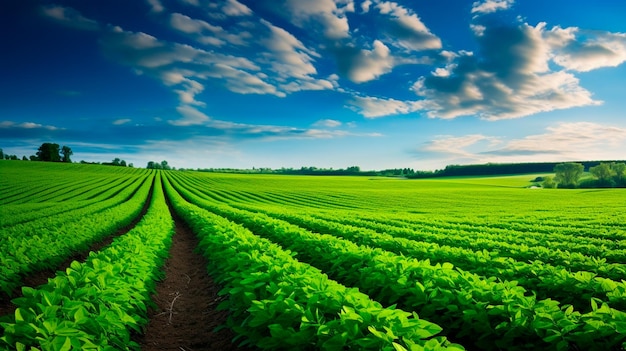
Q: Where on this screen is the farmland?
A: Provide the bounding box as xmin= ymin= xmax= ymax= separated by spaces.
xmin=1 ymin=161 xmax=626 ymax=350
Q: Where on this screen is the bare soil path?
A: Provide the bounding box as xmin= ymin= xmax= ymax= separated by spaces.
xmin=138 ymin=210 xmax=251 ymax=351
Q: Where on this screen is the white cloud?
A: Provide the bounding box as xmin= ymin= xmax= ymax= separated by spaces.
xmin=206 ymin=64 xmax=284 ymax=96
xmin=423 ymin=134 xmax=499 ymax=158
xmin=169 ymin=13 xmax=251 ymax=47
xmin=471 ymin=0 xmax=515 ymax=14
xmin=361 ymin=0 xmax=372 ymax=13
xmin=169 ymin=105 xmax=212 ymax=126
xmin=374 ymin=1 xmax=442 ymax=51
xmin=340 ymin=40 xmax=395 ymax=83
xmin=166 ymin=106 xmax=380 ymax=141
xmin=313 ymin=119 xmax=342 ymax=128
xmin=146 ymin=0 xmax=164 ymax=13
xmin=179 ymin=0 xmax=200 ymax=6
xmin=412 ymin=22 xmax=601 ymax=120
xmin=170 ymin=13 xmax=220 ymax=34
xmin=490 ymin=122 xmax=626 ymax=156
xmin=282 ymin=0 xmax=352 ymax=40
xmin=0 ymin=121 xmax=62 ymax=130
xmin=173 ymin=77 xmax=206 ymax=106
xmin=222 ymin=0 xmax=252 ymax=16
xmin=349 ymin=95 xmax=424 ymax=118
xmin=41 ymin=5 xmax=99 ymax=31
xmin=100 ymin=25 xmax=287 ymax=101
xmin=417 ymin=122 xmax=626 ymax=166
xmin=113 ymin=119 xmax=132 ymax=125
xmin=261 ymin=20 xmax=319 ymax=80
xmin=254 ymin=20 xmax=336 ymax=94
xmin=547 ymin=27 xmax=626 ymax=72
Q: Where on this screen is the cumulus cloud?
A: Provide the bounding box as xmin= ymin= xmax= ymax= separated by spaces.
xmin=100 ymin=25 xmax=290 ymax=101
xmin=471 ymin=0 xmax=515 ymax=15
xmin=146 ymin=0 xmax=164 ymax=13
xmin=260 ymin=20 xmax=320 ymax=80
xmin=41 ymin=5 xmax=100 ymax=31
xmin=412 ymin=21 xmax=601 ymax=120
xmin=222 ymin=0 xmax=253 ymax=16
xmin=335 ymin=40 xmax=396 ymax=83
xmin=169 ymin=13 xmax=251 ymax=46
xmin=361 ymin=0 xmax=373 ymax=13
xmin=547 ymin=27 xmax=626 ymax=72
xmin=374 ymin=1 xmax=442 ymax=51
xmin=281 ymin=0 xmax=352 ymax=40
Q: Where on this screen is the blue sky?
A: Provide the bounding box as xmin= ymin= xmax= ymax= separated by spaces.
xmin=2 ymin=0 xmax=626 ymax=170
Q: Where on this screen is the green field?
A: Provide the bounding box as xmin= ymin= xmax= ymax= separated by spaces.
xmin=1 ymin=160 xmax=626 ymax=350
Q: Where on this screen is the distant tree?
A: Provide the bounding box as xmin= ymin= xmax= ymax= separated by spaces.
xmin=29 ymin=155 xmax=39 ymax=161
xmin=8 ymin=155 xmax=18 ymax=160
xmin=161 ymin=160 xmax=170 ymax=170
xmin=22 ymin=156 xmax=28 ymax=161
xmin=128 ymin=163 xmax=134 ymax=168
xmin=612 ymin=162 xmax=626 ymax=178
xmin=0 ymin=148 xmax=3 ymax=159
xmin=590 ymin=163 xmax=614 ymax=185
xmin=37 ymin=143 xmax=61 ymax=162
xmin=61 ymin=145 xmax=73 ymax=163
xmin=120 ymin=159 xmax=127 ymax=167
xmin=112 ymin=158 xmax=121 ymax=166
xmin=147 ymin=161 xmax=155 ymax=169
xmin=541 ymin=176 xmax=556 ymax=188
xmin=554 ymin=162 xmax=584 ymax=188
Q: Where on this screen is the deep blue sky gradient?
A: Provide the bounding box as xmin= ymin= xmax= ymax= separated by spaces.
xmin=2 ymin=0 xmax=626 ymax=170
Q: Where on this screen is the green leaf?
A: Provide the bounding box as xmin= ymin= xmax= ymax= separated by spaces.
xmin=392 ymin=342 xmax=408 ymax=351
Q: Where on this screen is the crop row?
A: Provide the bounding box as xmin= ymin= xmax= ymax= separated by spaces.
xmin=167 ymin=172 xmax=626 ymax=351
xmin=182 ymin=174 xmax=626 ymax=254
xmin=177 ymin=174 xmax=626 ymax=280
xmin=0 ymin=175 xmax=143 ymax=228
xmin=162 ymin=174 xmax=463 ymax=351
xmin=353 ymin=215 xmax=626 ymax=260
xmin=0 ymin=173 xmax=174 ymax=350
xmin=209 ymin=201 xmax=624 ymax=313
xmin=0 ymin=174 xmax=153 ymax=296
xmin=0 ymin=177 xmax=84 ymax=205
xmin=303 ymin=212 xmax=626 ymax=281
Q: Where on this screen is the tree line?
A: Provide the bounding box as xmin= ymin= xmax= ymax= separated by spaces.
xmin=146 ymin=160 xmax=171 ymax=170
xmin=542 ymin=162 xmax=626 ymax=189
xmin=0 ymin=143 xmax=133 ymax=167
xmin=0 ymin=143 xmax=73 ymax=162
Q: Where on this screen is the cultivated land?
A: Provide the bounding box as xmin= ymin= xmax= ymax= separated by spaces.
xmin=1 ymin=161 xmax=626 ymax=350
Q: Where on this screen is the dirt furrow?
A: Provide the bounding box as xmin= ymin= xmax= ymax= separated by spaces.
xmin=138 ymin=211 xmax=248 ymax=351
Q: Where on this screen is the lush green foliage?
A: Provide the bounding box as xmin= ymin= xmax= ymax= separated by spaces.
xmin=0 ymin=163 xmax=153 ymax=295
xmin=163 ymin=174 xmax=463 ymax=350
xmin=164 ymin=171 xmax=626 ymax=350
xmin=0 ymin=173 xmax=174 ymax=350
xmin=2 ymin=161 xmax=626 ymax=350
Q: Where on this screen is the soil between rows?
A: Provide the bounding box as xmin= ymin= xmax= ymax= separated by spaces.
xmin=138 ymin=211 xmax=250 ymax=351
